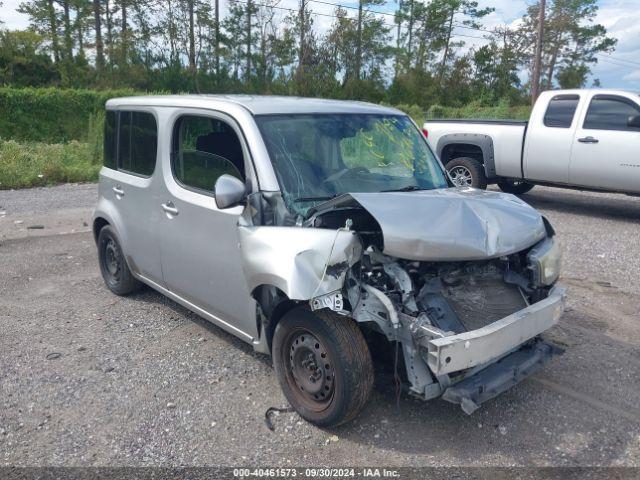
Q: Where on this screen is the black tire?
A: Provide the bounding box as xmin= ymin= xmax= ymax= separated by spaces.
xmin=497 ymin=178 xmax=535 ymax=195
xmin=97 ymin=225 xmax=142 ymax=296
xmin=272 ymin=307 xmax=374 ymax=427
xmin=447 ymin=157 xmax=488 ymax=189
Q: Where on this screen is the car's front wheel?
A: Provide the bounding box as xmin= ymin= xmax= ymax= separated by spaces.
xmin=97 ymin=225 xmax=142 ymax=296
xmin=272 ymin=307 xmax=374 ymax=427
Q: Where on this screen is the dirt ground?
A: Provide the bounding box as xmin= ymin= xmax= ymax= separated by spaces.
xmin=1 ymin=183 xmax=639 ymax=467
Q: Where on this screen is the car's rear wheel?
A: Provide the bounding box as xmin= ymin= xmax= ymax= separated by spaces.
xmin=447 ymin=157 xmax=488 ymax=189
xmin=98 ymin=225 xmax=142 ymax=296
xmin=272 ymin=307 xmax=373 ymax=427
xmin=497 ymin=178 xmax=535 ymax=194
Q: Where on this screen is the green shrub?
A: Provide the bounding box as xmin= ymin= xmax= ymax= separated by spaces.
xmin=0 ymin=87 xmax=140 ymax=142
xmin=424 ymin=102 xmax=531 ymax=120
xmin=0 ymin=139 xmax=102 ymax=189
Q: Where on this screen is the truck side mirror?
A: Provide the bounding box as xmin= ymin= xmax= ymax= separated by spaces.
xmin=628 ymin=115 xmax=640 ymax=129
xmin=214 ymin=174 xmax=247 ymax=209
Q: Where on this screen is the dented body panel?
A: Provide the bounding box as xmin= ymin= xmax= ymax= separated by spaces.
xmin=239 ymin=226 xmax=362 ymax=300
xmin=349 ymin=188 xmax=546 ymax=261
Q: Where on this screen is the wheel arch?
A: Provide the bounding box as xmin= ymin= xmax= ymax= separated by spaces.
xmin=93 ymin=217 xmax=110 ymax=243
xmin=251 ymin=284 xmax=302 ymax=354
xmin=437 ymin=134 xmax=496 ymax=179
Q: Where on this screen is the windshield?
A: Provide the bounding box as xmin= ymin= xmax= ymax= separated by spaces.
xmin=255 ymin=113 xmax=448 ymax=215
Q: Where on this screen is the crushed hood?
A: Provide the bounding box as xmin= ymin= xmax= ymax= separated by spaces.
xmin=347 ymin=188 xmax=547 ymax=261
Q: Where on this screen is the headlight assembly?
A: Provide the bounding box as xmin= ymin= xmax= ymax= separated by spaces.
xmin=528 ymin=237 xmax=562 ymax=286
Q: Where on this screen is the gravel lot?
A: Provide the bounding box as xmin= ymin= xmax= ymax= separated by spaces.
xmin=1 ymin=183 xmax=639 ymax=467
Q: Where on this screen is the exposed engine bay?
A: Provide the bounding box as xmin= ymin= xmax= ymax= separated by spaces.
xmin=241 ymin=187 xmax=566 ymax=414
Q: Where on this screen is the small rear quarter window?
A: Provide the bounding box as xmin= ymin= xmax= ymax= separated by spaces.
xmin=118 ymin=111 xmax=157 ymax=176
xmin=543 ymin=95 xmax=580 ymax=128
xmin=104 ymin=110 xmax=117 ymax=169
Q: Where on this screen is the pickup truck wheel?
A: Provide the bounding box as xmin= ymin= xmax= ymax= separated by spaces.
xmin=272 ymin=307 xmax=374 ymax=427
xmin=497 ymin=179 xmax=535 ymax=194
xmin=98 ymin=226 xmax=142 ymax=296
xmin=447 ymin=157 xmax=487 ymax=189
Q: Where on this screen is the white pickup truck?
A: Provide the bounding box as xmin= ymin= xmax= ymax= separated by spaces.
xmin=423 ymin=89 xmax=640 ymax=194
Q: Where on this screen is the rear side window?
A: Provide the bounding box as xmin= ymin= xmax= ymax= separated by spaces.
xmin=543 ymin=95 xmax=579 ymax=128
xmin=171 ymin=115 xmax=244 ymax=193
xmin=583 ymin=95 xmax=640 ymax=131
xmin=117 ymin=111 xmax=157 ymax=176
xmin=103 ymin=110 xmax=117 ymax=169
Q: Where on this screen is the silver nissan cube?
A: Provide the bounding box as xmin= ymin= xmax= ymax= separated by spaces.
xmin=94 ymin=95 xmax=565 ymax=426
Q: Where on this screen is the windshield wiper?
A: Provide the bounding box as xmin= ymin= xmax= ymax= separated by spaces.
xmin=382 ymin=185 xmax=425 ymax=192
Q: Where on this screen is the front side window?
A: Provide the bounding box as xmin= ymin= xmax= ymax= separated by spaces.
xmin=255 ymin=114 xmax=447 ymax=215
xmin=583 ymin=95 xmax=640 ymax=131
xmin=118 ymin=111 xmax=157 ymax=176
xmin=103 ymin=110 xmax=117 ymax=169
xmin=172 ymin=115 xmax=244 ymax=193
xmin=543 ymin=95 xmax=579 ymax=128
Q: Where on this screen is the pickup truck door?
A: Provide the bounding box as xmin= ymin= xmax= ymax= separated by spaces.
xmin=569 ymin=93 xmax=640 ymax=193
xmin=523 ymin=94 xmax=582 ymax=184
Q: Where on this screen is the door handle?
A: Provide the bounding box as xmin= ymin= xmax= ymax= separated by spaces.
xmin=161 ymin=202 xmax=179 ymax=216
xmin=578 ymin=136 xmax=599 ymax=144
xmin=112 ymin=185 xmax=125 ymax=196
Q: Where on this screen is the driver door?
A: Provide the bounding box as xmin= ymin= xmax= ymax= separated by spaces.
xmin=569 ymin=93 xmax=640 ymax=192
xmin=158 ymin=111 xmax=256 ymax=340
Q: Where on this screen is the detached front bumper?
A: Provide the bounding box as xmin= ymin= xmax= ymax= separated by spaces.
xmin=441 ymin=337 xmax=562 ymax=414
xmin=427 ymin=284 xmax=566 ymax=376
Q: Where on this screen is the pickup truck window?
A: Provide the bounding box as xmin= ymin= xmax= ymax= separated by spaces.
xmin=256 ymin=113 xmax=447 ymax=214
xmin=583 ymin=95 xmax=640 ymax=132
xmin=543 ymin=95 xmax=579 ymax=128
xmin=117 ymin=111 xmax=157 ymax=177
xmin=171 ymin=115 xmax=243 ymax=193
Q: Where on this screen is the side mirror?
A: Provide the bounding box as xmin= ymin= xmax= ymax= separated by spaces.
xmin=214 ymin=174 xmax=247 ymax=209
xmin=628 ymin=114 xmax=640 ymax=129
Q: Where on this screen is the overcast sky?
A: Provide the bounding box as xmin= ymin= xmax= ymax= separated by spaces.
xmin=1 ymin=0 xmax=639 ymax=91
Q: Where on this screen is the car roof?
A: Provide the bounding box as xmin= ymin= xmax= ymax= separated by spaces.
xmin=105 ymin=94 xmax=404 ymax=116
xmin=539 ymin=88 xmax=639 ymax=97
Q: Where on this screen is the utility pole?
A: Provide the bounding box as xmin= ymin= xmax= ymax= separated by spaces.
xmin=93 ymin=0 xmax=104 ymax=74
xmin=188 ymin=0 xmax=196 ymax=74
xmin=298 ymin=0 xmax=305 ymax=84
xmin=215 ymin=0 xmax=220 ymax=77
xmin=438 ymin=5 xmax=455 ymax=87
xmin=394 ymin=0 xmax=402 ymax=78
xmin=531 ymin=0 xmax=546 ymax=105
xmin=355 ymin=0 xmax=363 ymax=81
xmin=246 ymin=0 xmax=252 ymax=84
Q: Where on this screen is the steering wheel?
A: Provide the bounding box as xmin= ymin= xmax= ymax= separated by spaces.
xmin=323 ymin=166 xmax=369 ymax=184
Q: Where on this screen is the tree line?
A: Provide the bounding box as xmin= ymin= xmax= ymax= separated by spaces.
xmin=0 ymin=0 xmax=617 ymax=107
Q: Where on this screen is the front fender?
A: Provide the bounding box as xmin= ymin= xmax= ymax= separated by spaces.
xmin=238 ymin=226 xmax=362 ymax=301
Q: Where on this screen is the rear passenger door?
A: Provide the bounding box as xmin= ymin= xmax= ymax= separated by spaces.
xmin=569 ymin=93 xmax=640 ymax=192
xmin=101 ymin=109 xmax=164 ymax=284
xmin=524 ymin=94 xmax=581 ymax=184
xmin=158 ymin=111 xmax=256 ymax=340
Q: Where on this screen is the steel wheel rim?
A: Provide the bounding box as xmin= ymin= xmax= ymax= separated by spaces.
xmin=103 ymin=238 xmax=122 ymax=282
xmin=449 ymin=166 xmax=473 ymax=187
xmin=284 ymin=328 xmax=335 ymax=412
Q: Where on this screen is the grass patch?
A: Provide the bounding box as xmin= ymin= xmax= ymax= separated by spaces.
xmin=0 ymin=140 xmax=101 ymax=189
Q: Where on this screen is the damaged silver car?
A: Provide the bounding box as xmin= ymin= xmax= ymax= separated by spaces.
xmin=94 ymin=95 xmax=565 ymax=426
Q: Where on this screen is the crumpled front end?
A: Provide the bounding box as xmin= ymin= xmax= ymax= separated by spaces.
xmin=243 ymin=188 xmax=565 ymax=413
xmin=300 ymin=189 xmax=565 ymax=414
xmin=337 ymin=240 xmax=565 ymax=414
